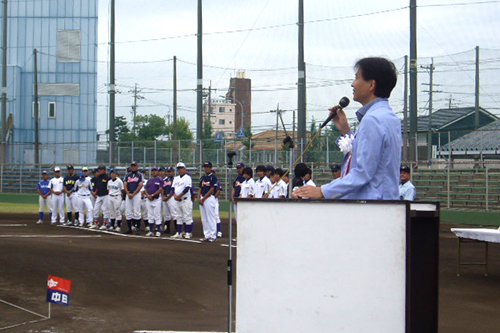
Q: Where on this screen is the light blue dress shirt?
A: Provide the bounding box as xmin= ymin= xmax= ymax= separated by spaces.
xmin=399 ymin=181 xmax=416 ymax=200
xmin=321 ymin=98 xmax=402 ymax=200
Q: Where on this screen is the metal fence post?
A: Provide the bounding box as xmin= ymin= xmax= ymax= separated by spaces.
xmin=19 ymin=167 xmax=22 ymax=193
xmin=131 ymin=141 xmax=135 ymax=162
xmin=144 ymin=146 xmax=146 ymax=164
xmin=486 ymin=168 xmax=489 ymax=211
xmin=249 ymin=138 xmax=252 ymax=164
xmin=0 ymin=163 xmax=3 ymax=193
xmin=154 ymin=140 xmax=157 ymax=164
xmin=118 ymin=145 xmax=121 ymax=164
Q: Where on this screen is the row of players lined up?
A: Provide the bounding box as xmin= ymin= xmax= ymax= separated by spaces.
xmin=36 ymin=161 xmax=342 ymax=241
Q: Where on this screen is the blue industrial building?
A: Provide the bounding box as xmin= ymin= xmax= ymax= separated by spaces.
xmin=1 ymin=0 xmax=98 ymax=164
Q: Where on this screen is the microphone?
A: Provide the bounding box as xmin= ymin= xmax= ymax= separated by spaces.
xmin=320 ymin=97 xmax=350 ymax=129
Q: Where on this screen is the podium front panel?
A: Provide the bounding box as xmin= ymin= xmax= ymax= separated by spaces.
xmin=236 ymin=200 xmax=409 ymax=333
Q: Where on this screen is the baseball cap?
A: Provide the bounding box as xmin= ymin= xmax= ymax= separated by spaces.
xmin=131 ymin=161 xmax=138 ymax=166
xmin=98 ymin=165 xmax=106 ymax=170
xmin=42 ymin=170 xmax=48 ymax=175
xmin=93 ymin=168 xmax=99 ymax=174
xmin=203 ymin=161 xmax=212 ymax=168
xmin=330 ymin=164 xmax=341 ymax=172
xmin=266 ymin=165 xmax=275 ymax=171
xmin=176 ymin=162 xmax=186 ymax=168
xmin=166 ymin=167 xmax=174 ymax=172
xmin=78 ymin=172 xmax=85 ymax=179
xmin=54 ymin=167 xmax=61 ymax=172
xmin=236 ymin=163 xmax=245 ymax=168
xmin=401 ymin=166 xmax=411 ymax=173
xmin=82 ymin=167 xmax=89 ymax=171
xmin=110 ymin=168 xmax=116 ymax=174
xmin=151 ymin=166 xmax=158 ymax=171
xmin=140 ymin=168 xmax=146 ymax=173
xmin=67 ymin=164 xmax=74 ymax=170
xmin=159 ymin=166 xmax=166 ymax=171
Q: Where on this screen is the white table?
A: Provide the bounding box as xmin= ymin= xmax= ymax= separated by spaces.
xmin=451 ymin=228 xmax=500 ymax=276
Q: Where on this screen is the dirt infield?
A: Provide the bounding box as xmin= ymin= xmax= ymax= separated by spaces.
xmin=1 ymin=213 xmax=500 ymax=332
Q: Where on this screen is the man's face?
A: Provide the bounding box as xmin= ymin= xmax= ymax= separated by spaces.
xmin=272 ymin=174 xmax=280 ymax=183
xmin=243 ymin=173 xmax=250 ymax=180
xmin=42 ymin=174 xmax=49 ymax=181
xmin=167 ymin=171 xmax=174 ymax=178
xmin=351 ymin=68 xmax=375 ymax=106
xmin=83 ymin=170 xmax=89 ymax=178
xmin=177 ymin=167 xmax=186 ymax=176
xmin=67 ymin=168 xmax=74 ymax=176
xmin=400 ymin=171 xmax=410 ymax=184
xmin=237 ymin=167 xmax=243 ymax=175
xmin=152 ymin=170 xmax=158 ymax=178
xmin=257 ymin=170 xmax=265 ymax=178
xmin=204 ymin=166 xmax=212 ymax=175
xmin=283 ymin=175 xmax=289 ymax=184
xmin=266 ymin=170 xmax=273 ymax=177
xmin=303 ymin=173 xmax=311 ymax=181
xmin=332 ymin=170 xmax=341 ymax=179
xmin=131 ymin=165 xmax=138 ymax=172
xmin=159 ymin=170 xmax=166 ymax=178
xmin=55 ymin=171 xmax=60 ymax=177
xmin=111 ymin=172 xmax=117 ymax=180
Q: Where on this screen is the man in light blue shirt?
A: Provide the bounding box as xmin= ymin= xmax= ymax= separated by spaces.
xmin=399 ymin=166 xmax=417 ymax=200
xmin=294 ymin=57 xmax=401 ymax=200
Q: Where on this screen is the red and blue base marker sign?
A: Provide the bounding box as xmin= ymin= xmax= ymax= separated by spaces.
xmin=46 ymin=275 xmax=71 ymax=306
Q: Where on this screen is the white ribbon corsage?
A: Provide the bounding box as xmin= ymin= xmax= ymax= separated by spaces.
xmin=337 ymin=133 xmax=355 ymax=155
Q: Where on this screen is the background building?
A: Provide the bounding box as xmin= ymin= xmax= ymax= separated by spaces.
xmin=226 ymin=71 xmax=251 ymax=134
xmin=203 ymin=98 xmax=236 ymax=138
xmin=1 ymin=0 xmax=98 ymax=165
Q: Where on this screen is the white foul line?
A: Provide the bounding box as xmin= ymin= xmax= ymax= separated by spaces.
xmin=0 ymin=235 xmax=102 ymax=238
xmin=0 ymin=298 xmax=47 ymax=319
xmin=0 ymin=224 xmax=28 ymax=227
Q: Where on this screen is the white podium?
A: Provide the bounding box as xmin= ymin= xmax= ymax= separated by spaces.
xmin=236 ymin=199 xmax=439 ymax=333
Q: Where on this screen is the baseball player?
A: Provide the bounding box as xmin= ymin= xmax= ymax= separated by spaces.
xmin=36 ymin=170 xmax=52 ymax=224
xmin=231 ymin=163 xmax=245 ymax=219
xmin=107 ymin=169 xmax=124 ymax=232
xmin=90 ymin=168 xmax=98 ymax=206
xmin=49 ymin=167 xmax=65 ymax=225
xmin=63 ymin=165 xmax=79 ymax=225
xmin=303 ymin=168 xmax=316 ymax=187
xmin=212 ymin=170 xmax=223 ymax=238
xmin=198 ymin=161 xmax=218 ymax=242
xmin=123 ymin=161 xmax=144 ymax=234
xmin=265 ymin=165 xmax=275 ymax=179
xmin=254 ymin=165 xmax=272 ymax=198
xmin=269 ymin=168 xmax=287 ymax=199
xmin=75 ymin=172 xmax=93 ymax=227
xmin=144 ymin=167 xmax=165 ymax=237
xmin=162 ymin=166 xmax=176 ymax=234
xmin=171 ymin=162 xmax=193 ymax=239
xmin=331 ymin=164 xmax=342 ymax=180
xmin=140 ymin=169 xmax=149 ymax=232
xmin=240 ymin=167 xmax=255 ymax=198
xmin=92 ymin=165 xmax=110 ymax=230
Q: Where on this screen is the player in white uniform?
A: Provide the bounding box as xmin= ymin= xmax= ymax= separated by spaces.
xmin=49 ymin=167 xmax=65 ymax=225
xmin=240 ymin=167 xmax=255 ymax=198
xmin=140 ymin=169 xmax=149 ymax=232
xmin=213 ymin=174 xmax=222 ymax=238
xmin=254 ymin=165 xmax=272 ymax=198
xmin=75 ymin=172 xmax=94 ymax=226
xmin=171 ymin=162 xmax=193 ymax=239
xmin=107 ymin=169 xmax=124 ymax=232
xmin=303 ymin=168 xmax=316 ymax=187
xmin=269 ymin=168 xmax=288 ymax=199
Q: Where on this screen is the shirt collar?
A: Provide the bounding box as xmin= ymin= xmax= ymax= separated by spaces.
xmin=355 ymin=97 xmax=387 ymax=122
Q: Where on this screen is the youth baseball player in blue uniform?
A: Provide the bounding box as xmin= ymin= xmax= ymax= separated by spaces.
xmin=162 ymin=166 xmax=176 ymax=234
xmin=198 ymin=161 xmax=218 ymax=242
xmin=144 ymin=167 xmax=165 ymax=237
xmin=63 ymin=165 xmax=79 ymax=225
xmin=49 ymin=167 xmax=65 ymax=224
xmin=123 ymin=161 xmax=145 ymax=234
xmin=36 ymin=171 xmax=52 ymax=224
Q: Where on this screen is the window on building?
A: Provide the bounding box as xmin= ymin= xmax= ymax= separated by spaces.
xmin=219 ymin=107 xmax=225 ymax=113
xmin=219 ymin=119 xmax=225 ymax=125
xmin=48 ymin=102 xmax=56 ymax=118
xmin=32 ymin=101 xmax=40 ymax=118
xmin=57 ymin=30 xmax=81 ymax=62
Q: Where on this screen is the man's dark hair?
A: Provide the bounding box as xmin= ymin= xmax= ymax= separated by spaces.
xmin=355 ymin=57 xmax=397 ymax=98
xmin=274 ymin=168 xmax=284 ymax=178
xmin=305 ymin=168 xmax=312 ymax=176
xmin=243 ymin=167 xmax=253 ymax=178
xmin=256 ymin=165 xmax=266 ymax=173
xmin=294 ymin=163 xmax=308 ymax=178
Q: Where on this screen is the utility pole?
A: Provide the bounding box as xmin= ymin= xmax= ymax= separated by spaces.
xmin=33 ymin=49 xmax=39 ymax=165
xmin=421 ymin=59 xmax=436 ymax=161
xmin=270 ymin=104 xmax=281 ymax=164
xmin=109 ymin=0 xmax=116 ymax=164
xmin=403 ymin=55 xmax=408 ymax=161
xmin=409 ymin=0 xmax=418 ymax=162
xmin=0 ymin=0 xmax=7 ymax=165
xmin=475 ymin=46 xmax=480 ymax=129
xmin=196 ymin=0 xmax=203 ymax=164
xmin=297 ymin=0 xmax=306 ymax=158
xmin=173 ymin=55 xmax=178 ymax=162
xmin=129 ymin=83 xmax=143 ymax=135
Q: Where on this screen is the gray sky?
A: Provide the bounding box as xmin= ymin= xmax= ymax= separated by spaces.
xmin=96 ymin=0 xmax=500 ymax=136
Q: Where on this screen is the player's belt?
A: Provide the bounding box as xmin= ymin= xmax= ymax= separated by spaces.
xmin=110 ymin=194 xmax=120 ymax=197
xmin=78 ymin=194 xmax=89 ymax=197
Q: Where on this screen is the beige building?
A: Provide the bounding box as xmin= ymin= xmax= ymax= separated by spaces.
xmin=203 ymin=98 xmax=237 ymax=138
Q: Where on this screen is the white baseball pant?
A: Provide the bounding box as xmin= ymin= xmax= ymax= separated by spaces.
xmin=214 ymin=197 xmax=221 ymax=224
xmin=126 ymin=194 xmax=142 ymax=220
xmin=93 ymin=195 xmax=109 ymax=222
xmin=39 ymin=196 xmax=53 ymax=213
xmin=108 ymin=195 xmax=122 ymax=220
xmin=175 ymin=198 xmax=193 ymax=226
xmin=147 ymin=198 xmax=162 ymax=226
xmin=141 ymin=198 xmax=148 ymax=220
xmin=65 ymin=193 xmax=79 ymax=213
xmin=119 ymin=200 xmax=126 ymax=219
xmin=78 ymin=195 xmax=94 ymax=224
xmin=200 ymin=196 xmax=217 ymax=240
xmin=51 ymin=194 xmax=65 ymax=223
xmin=162 ymin=198 xmax=177 ymax=221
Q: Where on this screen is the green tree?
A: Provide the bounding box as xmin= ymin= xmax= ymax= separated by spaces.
xmin=202 ymin=118 xmax=218 ymax=149
xmin=106 ymin=115 xmax=135 ymax=141
xmin=166 ymin=117 xmax=194 ymax=148
xmin=135 ymin=114 xmax=168 ymax=141
xmin=242 ymin=125 xmax=255 ymax=149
